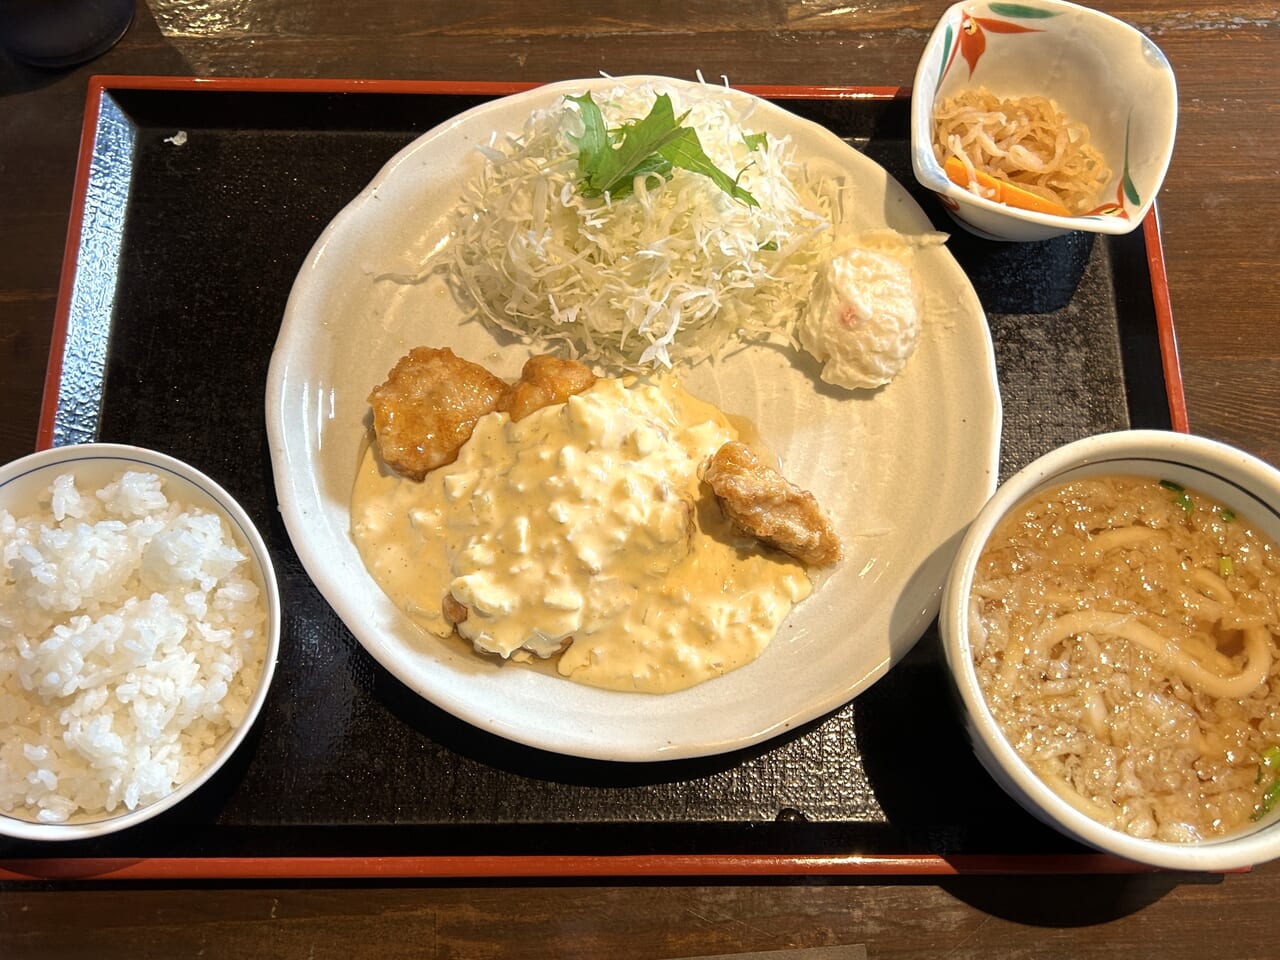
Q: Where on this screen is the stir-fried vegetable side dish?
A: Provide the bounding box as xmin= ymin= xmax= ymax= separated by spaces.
xmin=934 ymin=87 xmax=1110 ymax=216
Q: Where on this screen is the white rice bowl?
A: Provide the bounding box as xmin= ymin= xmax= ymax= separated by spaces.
xmin=0 ymin=444 xmax=279 ymax=841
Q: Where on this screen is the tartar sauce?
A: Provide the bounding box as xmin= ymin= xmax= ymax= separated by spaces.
xmin=350 ymin=376 xmax=812 ymax=693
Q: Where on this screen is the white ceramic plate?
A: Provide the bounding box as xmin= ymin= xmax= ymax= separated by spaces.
xmin=265 ymin=76 xmax=1001 ymax=761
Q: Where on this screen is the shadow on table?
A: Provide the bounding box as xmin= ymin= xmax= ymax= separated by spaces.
xmin=361 ymin=636 xmax=819 ymax=789
xmin=935 ymin=869 xmax=1218 ymax=926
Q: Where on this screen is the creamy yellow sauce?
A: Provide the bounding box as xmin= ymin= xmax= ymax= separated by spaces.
xmin=350 ymin=376 xmax=812 ymax=693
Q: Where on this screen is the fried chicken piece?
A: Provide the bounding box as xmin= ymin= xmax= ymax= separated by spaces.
xmin=497 ymin=354 xmax=597 ymax=422
xmin=442 ymin=593 xmax=469 ymax=626
xmin=702 ymin=441 xmax=843 ymax=567
xmin=368 ymin=346 xmax=510 ymax=481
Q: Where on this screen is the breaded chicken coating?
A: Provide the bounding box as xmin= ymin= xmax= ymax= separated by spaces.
xmin=441 ymin=592 xmax=469 ymax=625
xmin=498 ymin=354 xmax=597 ymax=422
xmin=703 ymin=441 xmax=843 ymax=567
xmin=368 ymin=346 xmax=509 ymax=481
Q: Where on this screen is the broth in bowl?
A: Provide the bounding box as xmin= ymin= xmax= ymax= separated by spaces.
xmin=970 ymin=474 xmax=1280 ymax=842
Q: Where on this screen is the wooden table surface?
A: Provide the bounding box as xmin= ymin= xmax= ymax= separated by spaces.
xmin=2 ymin=1 xmax=1278 ymax=957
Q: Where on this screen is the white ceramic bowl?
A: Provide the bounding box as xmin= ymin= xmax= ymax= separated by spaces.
xmin=940 ymin=430 xmax=1280 ymax=870
xmin=0 ymin=443 xmax=280 ymax=841
xmin=911 ymin=0 xmax=1177 ymax=241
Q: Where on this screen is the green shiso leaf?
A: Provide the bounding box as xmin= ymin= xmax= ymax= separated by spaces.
xmin=567 ymin=92 xmax=758 ymax=206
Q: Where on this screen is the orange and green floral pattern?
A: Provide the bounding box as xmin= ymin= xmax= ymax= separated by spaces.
xmin=1083 ymin=115 xmax=1140 ymax=220
xmin=937 ymin=3 xmax=1057 ymax=85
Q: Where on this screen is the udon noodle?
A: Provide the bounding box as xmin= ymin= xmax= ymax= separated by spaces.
xmin=970 ymin=475 xmax=1280 ymax=842
xmin=934 ymin=87 xmax=1110 ymax=215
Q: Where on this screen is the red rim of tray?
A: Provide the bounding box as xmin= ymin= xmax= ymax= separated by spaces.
xmin=19 ymin=74 xmax=1190 ymax=882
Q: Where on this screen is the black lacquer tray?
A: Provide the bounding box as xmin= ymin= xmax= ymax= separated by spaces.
xmin=2 ymin=77 xmax=1182 ymax=880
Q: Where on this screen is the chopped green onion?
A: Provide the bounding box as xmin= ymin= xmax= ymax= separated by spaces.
xmin=1219 ymin=556 xmax=1235 ymax=577
xmin=1159 ymin=479 xmax=1184 ymax=492
xmin=1256 ymin=746 xmax=1280 ymax=784
xmin=1174 ymin=493 xmax=1194 ymax=514
xmin=1219 ymin=508 xmax=1237 ymax=523
xmin=1253 ymin=778 xmax=1280 ymax=821
xmin=1255 ymin=748 xmax=1280 ymax=820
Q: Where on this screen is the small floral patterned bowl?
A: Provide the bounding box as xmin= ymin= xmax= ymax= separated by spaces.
xmin=911 ymin=0 xmax=1177 ymax=242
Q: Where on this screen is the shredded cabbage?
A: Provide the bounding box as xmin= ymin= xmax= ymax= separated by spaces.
xmin=449 ymin=81 xmax=835 ymax=370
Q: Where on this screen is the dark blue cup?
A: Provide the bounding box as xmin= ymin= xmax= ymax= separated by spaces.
xmin=0 ymin=0 xmax=135 ymax=68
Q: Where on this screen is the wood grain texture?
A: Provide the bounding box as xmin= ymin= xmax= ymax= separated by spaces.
xmin=1 ymin=0 xmax=1279 ymax=955
xmin=2 ymin=865 xmax=1280 ymax=959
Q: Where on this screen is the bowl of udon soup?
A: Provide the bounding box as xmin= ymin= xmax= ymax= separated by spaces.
xmin=940 ymin=430 xmax=1280 ymax=870
xmin=911 ymin=0 xmax=1177 ymax=242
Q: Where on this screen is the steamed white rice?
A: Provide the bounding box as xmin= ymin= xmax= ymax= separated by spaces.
xmin=0 ymin=469 xmax=268 ymax=824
